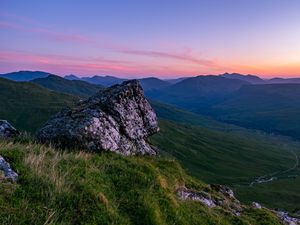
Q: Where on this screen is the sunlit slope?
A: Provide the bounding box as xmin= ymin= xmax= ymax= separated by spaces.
xmin=0 ymin=139 xmax=282 ymax=225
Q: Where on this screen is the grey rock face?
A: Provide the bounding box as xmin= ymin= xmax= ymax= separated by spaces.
xmin=37 ymin=80 xmax=159 ymax=155
xmin=0 ymin=120 xmax=19 ymax=138
xmin=0 ymin=156 xmax=18 ymax=182
xmin=177 ymin=185 xmax=243 ymax=216
xmin=276 ymin=211 xmax=300 ymax=225
xmin=177 ymin=187 xmax=216 ymax=208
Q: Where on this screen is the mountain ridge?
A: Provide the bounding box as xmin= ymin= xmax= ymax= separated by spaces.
xmin=32 ymin=75 xmax=104 ymax=97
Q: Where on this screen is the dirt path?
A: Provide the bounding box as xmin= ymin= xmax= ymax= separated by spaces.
xmin=249 ymin=147 xmax=299 ymax=186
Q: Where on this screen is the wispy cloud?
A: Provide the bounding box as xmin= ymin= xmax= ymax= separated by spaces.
xmin=120 ymin=49 xmax=216 ymax=66
xmin=0 ymin=50 xmax=135 ymax=75
xmin=0 ymin=21 xmax=95 ymax=45
xmin=0 ymin=50 xmax=215 ymax=77
xmin=0 ymin=50 xmax=130 ymax=65
xmin=0 ymin=13 xmax=229 ymax=76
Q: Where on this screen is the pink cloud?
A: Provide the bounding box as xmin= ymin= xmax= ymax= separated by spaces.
xmin=0 ymin=50 xmax=141 ymax=75
xmin=119 ymin=49 xmax=222 ymax=68
xmin=0 ymin=50 xmax=131 ymax=66
xmin=0 ymin=50 xmax=210 ymax=77
xmin=0 ymin=15 xmax=225 ymax=72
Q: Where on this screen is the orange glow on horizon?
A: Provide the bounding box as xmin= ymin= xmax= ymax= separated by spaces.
xmin=0 ymin=50 xmax=300 ymax=79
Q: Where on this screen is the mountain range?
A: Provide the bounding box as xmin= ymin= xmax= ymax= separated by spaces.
xmin=2 ymin=70 xmax=300 ymax=86
xmin=2 ymin=70 xmax=300 ymax=139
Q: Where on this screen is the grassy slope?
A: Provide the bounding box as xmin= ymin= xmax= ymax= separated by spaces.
xmin=235 ymin=176 xmax=300 ymax=212
xmin=151 ymin=101 xmax=300 ymax=211
xmin=151 ymin=120 xmax=297 ymax=184
xmin=0 ymin=78 xmax=78 ymax=133
xmin=32 ymin=75 xmax=103 ymax=97
xmin=0 ymin=139 xmax=282 ymax=225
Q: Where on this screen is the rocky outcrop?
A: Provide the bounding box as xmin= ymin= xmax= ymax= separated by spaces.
xmin=0 ymin=156 xmax=18 ymax=182
xmin=37 ymin=80 xmax=159 ymax=155
xmin=177 ymin=185 xmax=245 ymax=216
xmin=177 ymin=185 xmax=243 ymax=216
xmin=0 ymin=120 xmax=19 ymax=138
xmin=276 ymin=211 xmax=299 ymax=225
xmin=250 ymin=202 xmax=300 ymax=224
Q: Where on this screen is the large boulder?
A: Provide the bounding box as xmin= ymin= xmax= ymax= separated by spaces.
xmin=0 ymin=120 xmax=19 ymax=138
xmin=37 ymin=80 xmax=159 ymax=155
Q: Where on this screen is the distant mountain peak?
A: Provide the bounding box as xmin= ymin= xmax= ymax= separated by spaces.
xmin=64 ymin=74 xmax=81 ymax=80
xmin=220 ymin=72 xmax=265 ymax=84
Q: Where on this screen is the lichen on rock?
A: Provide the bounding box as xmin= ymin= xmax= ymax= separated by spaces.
xmin=36 ymin=80 xmax=159 ymax=155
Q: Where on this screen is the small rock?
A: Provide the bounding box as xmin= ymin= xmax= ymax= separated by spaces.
xmin=252 ymin=202 xmax=262 ymax=209
xmin=0 ymin=120 xmax=19 ymax=138
xmin=177 ymin=187 xmax=216 ymax=208
xmin=0 ymin=156 xmax=18 ymax=182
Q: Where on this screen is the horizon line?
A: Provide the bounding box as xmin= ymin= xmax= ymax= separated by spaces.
xmin=1 ymin=70 xmax=300 ymax=80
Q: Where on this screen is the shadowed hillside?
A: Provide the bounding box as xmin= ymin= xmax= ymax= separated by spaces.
xmin=147 ymin=75 xmax=249 ymax=110
xmin=32 ymin=75 xmax=104 ymax=97
xmin=210 ymin=84 xmax=300 ymax=139
xmin=0 ymin=71 xmax=51 ymax=81
xmin=0 ymin=78 xmax=78 ymax=133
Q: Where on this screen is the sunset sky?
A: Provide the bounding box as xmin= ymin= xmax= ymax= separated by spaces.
xmin=1 ymin=0 xmax=300 ymax=78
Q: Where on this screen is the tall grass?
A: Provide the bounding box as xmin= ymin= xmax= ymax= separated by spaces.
xmin=0 ymin=138 xmax=282 ymax=225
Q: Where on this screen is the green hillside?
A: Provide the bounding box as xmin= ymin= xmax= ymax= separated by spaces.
xmin=32 ymin=75 xmax=103 ymax=97
xmin=0 ymin=80 xmax=299 ymax=212
xmin=0 ymin=138 xmax=282 ymax=225
xmin=210 ymin=84 xmax=300 ymax=139
xmin=151 ymin=120 xmax=296 ymax=184
xmin=150 ymin=102 xmax=300 ymax=211
xmin=0 ymin=78 xmax=78 ymax=133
